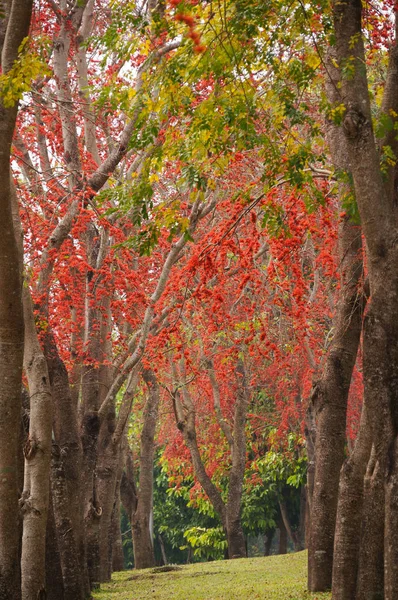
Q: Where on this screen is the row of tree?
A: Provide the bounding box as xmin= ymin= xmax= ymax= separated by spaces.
xmin=0 ymin=0 xmax=397 ymax=599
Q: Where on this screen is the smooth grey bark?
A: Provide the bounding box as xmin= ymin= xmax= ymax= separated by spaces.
xmin=20 ymin=285 xmax=53 ymax=600
xmin=10 ymin=177 xmax=54 ymax=600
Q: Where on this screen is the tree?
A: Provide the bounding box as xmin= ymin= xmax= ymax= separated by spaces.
xmin=0 ymin=1 xmax=33 ymax=598
xmin=121 ymin=369 xmax=160 ymax=569
xmin=328 ymin=2 xmax=398 ymax=598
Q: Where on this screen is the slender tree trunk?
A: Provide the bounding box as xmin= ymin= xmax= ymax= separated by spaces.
xmin=225 ymin=361 xmax=249 ymax=559
xmin=172 ymin=358 xmax=249 ymax=559
xmin=10 ymin=176 xmax=54 ymax=600
xmin=279 ymin=500 xmax=302 ymax=552
xmin=112 ymin=486 xmax=124 ymax=572
xmin=278 ymin=515 xmax=287 ymax=555
xmin=158 ymin=534 xmax=168 ymax=566
xmin=264 ymin=529 xmax=274 ymax=556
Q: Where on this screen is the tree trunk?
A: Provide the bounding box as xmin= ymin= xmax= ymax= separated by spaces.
xmin=112 ymin=488 xmax=124 ymax=572
xmin=172 ymin=358 xmax=250 ymax=559
xmin=0 ymin=1 xmax=33 ymax=598
xmin=385 ymin=437 xmax=398 ymax=600
xmin=356 ymin=452 xmax=384 ymax=600
xmin=131 ymin=370 xmax=159 ymax=569
xmin=279 ymin=500 xmax=302 ymax=552
xmin=10 ymin=174 xmax=54 ymax=600
xmin=225 ymin=517 xmax=246 ymax=560
xmin=332 ymin=406 xmax=372 ymax=600
xmin=225 ymin=360 xmax=248 ymax=559
xmin=158 ymin=534 xmax=168 ymax=566
xmin=132 ymin=511 xmax=155 ymax=570
xmin=278 ymin=514 xmax=287 ymax=555
xmin=264 ymin=529 xmax=274 ymax=556
xmin=20 ymin=285 xmax=53 ymax=600
xmin=308 ymin=216 xmax=363 ymax=592
xmin=45 ymin=334 xmax=88 ymax=599
xmin=45 ymin=499 xmax=65 ymax=600
xmin=96 ymin=439 xmax=120 ymax=581
xmin=329 ymin=3 xmax=398 ymax=597
xmin=51 ymin=444 xmax=87 ymax=600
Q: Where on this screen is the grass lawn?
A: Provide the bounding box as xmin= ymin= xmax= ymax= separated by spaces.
xmin=93 ymin=551 xmax=332 ymax=599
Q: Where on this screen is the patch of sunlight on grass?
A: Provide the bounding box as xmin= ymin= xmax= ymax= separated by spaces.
xmin=93 ymin=551 xmax=332 ymax=599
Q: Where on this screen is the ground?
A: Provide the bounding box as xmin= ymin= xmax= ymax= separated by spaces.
xmin=92 ymin=551 xmax=332 ymax=599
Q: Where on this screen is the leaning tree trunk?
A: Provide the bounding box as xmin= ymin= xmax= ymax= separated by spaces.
xmin=279 ymin=499 xmax=302 ymax=552
xmin=172 ymin=375 xmax=227 ymax=533
xmin=0 ymin=1 xmax=33 ymax=597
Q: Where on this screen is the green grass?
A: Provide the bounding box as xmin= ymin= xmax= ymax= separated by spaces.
xmin=93 ymin=551 xmax=332 ymax=599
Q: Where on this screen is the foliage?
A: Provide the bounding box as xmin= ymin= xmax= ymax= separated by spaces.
xmin=182 ymin=526 xmax=227 ymax=560
xmin=242 ymin=432 xmax=307 ymax=535
xmin=153 ymin=460 xmax=221 ymax=563
xmin=0 ymin=37 xmax=50 ymax=107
